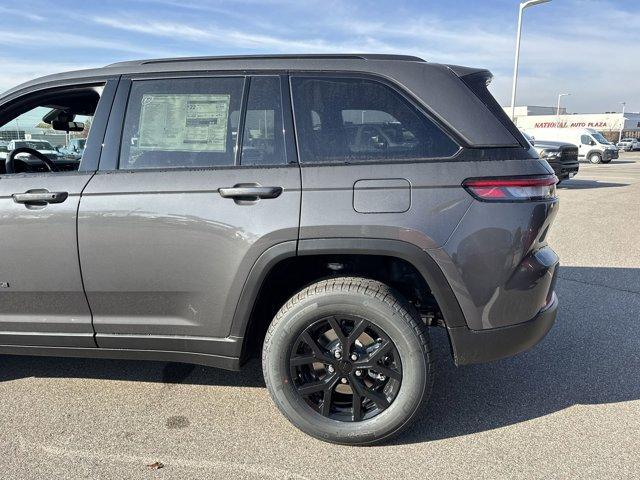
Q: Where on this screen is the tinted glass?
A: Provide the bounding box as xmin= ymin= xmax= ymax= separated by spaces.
xmin=581 ymin=135 xmax=591 ymax=145
xmin=291 ymin=76 xmax=458 ymax=163
xmin=120 ymin=77 xmax=244 ymax=170
xmin=241 ymin=76 xmax=286 ymax=165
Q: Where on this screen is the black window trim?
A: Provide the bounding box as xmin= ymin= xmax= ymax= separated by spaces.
xmin=288 ymin=71 xmax=463 ymax=167
xmin=98 ymin=72 xmax=298 ymax=173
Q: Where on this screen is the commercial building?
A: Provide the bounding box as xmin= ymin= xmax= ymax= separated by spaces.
xmin=503 ymin=105 xmax=640 ymax=141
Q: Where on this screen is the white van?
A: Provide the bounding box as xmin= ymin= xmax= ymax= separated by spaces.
xmin=523 ymin=128 xmax=618 ymax=164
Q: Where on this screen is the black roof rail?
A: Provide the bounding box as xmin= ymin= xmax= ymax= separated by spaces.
xmin=106 ymin=53 xmax=426 ymax=68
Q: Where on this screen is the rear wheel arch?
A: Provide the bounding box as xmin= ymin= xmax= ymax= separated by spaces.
xmin=232 ymin=238 xmax=468 ymax=363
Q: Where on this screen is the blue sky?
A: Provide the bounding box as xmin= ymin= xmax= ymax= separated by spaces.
xmin=0 ymin=0 xmax=637 ymax=113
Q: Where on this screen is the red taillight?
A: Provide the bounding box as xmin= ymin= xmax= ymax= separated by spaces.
xmin=463 ymin=175 xmax=558 ymax=202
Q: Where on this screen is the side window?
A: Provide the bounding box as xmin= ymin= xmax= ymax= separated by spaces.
xmin=580 ymin=135 xmax=591 ymax=145
xmin=240 ymin=76 xmax=286 ymax=165
xmin=0 ymin=86 xmax=102 ymax=174
xmin=291 ymin=76 xmax=459 ymax=163
xmin=120 ymin=77 xmax=244 ymax=170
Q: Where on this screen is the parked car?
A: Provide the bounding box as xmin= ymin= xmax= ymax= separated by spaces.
xmin=617 ymin=137 xmax=640 ymax=151
xmin=520 ymin=130 xmax=579 ymax=182
xmin=524 ymin=127 xmax=618 ymax=164
xmin=0 ymin=54 xmax=559 ymax=445
xmin=7 ymin=139 xmax=59 ymax=160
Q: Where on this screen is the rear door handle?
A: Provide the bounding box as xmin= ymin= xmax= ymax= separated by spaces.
xmin=218 ymin=184 xmax=283 ymax=200
xmin=12 ymin=190 xmax=69 ymax=205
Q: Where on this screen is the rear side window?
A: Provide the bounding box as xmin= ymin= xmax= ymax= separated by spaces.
xmin=240 ymin=76 xmax=286 ymax=166
xmin=291 ymin=76 xmax=458 ymax=163
xmin=119 ymin=77 xmax=244 ymax=169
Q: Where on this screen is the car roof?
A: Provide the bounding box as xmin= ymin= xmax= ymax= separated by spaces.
xmin=0 ymin=54 xmax=521 ymax=148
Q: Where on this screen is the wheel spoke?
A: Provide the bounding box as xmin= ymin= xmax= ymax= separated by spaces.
xmin=289 ymin=354 xmax=317 ymax=367
xmin=355 ymin=340 xmax=392 ymax=369
xmin=327 ymin=316 xmax=347 ymax=349
xmin=321 ymin=375 xmax=340 ymax=416
xmin=362 ymin=388 xmax=390 ymax=410
xmin=300 ymin=331 xmax=332 ymax=363
xmin=352 ymin=392 xmax=363 ymax=421
xmin=297 ymin=373 xmax=338 ymax=396
xmin=372 ymin=364 xmax=402 ymax=381
xmin=350 ymin=379 xmax=365 ymax=421
xmin=346 ymin=318 xmax=367 ymax=349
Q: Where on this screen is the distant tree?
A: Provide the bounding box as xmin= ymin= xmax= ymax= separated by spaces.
xmin=35 ymin=121 xmax=52 ymax=130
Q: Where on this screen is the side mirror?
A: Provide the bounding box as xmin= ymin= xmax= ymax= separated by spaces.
xmin=51 ymin=120 xmax=84 ymax=132
xmin=590 ymin=140 xmax=596 ymax=146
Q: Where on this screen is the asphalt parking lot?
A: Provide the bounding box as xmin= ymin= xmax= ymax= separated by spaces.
xmin=1 ymin=153 xmax=639 ymax=480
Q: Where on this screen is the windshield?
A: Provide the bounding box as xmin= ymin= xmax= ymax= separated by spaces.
xmin=13 ymin=140 xmax=54 ymax=150
xmin=592 ymin=133 xmax=610 ymax=144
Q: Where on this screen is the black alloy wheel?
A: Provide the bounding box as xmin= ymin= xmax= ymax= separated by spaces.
xmin=263 ymin=277 xmax=433 ymax=445
xmin=289 ymin=315 xmax=402 ymax=422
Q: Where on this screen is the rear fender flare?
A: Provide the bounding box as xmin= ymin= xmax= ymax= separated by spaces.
xmin=229 ymin=237 xmax=468 ymax=342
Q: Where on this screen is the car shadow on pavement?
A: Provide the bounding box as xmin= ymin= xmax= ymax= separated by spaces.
xmin=0 ymin=351 xmax=266 ymax=388
xmin=578 ymin=160 xmax=636 ymax=165
xmin=392 ymin=266 xmax=640 ymax=445
xmin=559 ymin=179 xmax=629 ymax=189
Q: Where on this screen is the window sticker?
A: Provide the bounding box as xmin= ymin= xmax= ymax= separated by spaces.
xmin=137 ymin=94 xmax=231 ymax=152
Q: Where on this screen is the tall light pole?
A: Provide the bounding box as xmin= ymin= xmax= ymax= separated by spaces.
xmin=556 ymin=93 xmax=570 ymax=116
xmin=510 ymin=0 xmax=552 ymax=121
xmin=618 ymin=101 xmax=626 ymax=144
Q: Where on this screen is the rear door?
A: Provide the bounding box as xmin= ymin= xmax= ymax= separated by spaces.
xmin=78 ymin=74 xmax=300 ymax=355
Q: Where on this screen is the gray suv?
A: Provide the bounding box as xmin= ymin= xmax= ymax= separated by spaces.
xmin=0 ymin=54 xmax=559 ymax=445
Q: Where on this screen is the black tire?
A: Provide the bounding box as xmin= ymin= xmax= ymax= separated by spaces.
xmin=588 ymin=152 xmax=602 ymax=164
xmin=262 ymin=277 xmax=433 ymax=445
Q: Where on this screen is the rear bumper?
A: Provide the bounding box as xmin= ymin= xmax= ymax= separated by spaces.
xmin=549 ymin=161 xmax=579 ymax=179
xmin=447 ymin=292 xmax=557 ymax=365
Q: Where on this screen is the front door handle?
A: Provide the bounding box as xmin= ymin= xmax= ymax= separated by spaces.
xmin=12 ymin=190 xmax=69 ymax=205
xmin=218 ymin=184 xmax=283 ymax=200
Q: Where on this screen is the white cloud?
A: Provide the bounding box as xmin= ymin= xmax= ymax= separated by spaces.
xmin=0 ymin=31 xmax=181 ymax=58
xmin=0 ymin=5 xmax=45 ymax=21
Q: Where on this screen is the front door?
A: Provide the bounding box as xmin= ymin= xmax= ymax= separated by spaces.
xmin=78 ymin=75 xmax=300 ymax=355
xmin=0 ymin=80 xmax=116 ymax=347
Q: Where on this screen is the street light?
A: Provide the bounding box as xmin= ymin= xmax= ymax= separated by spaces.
xmin=556 ymin=93 xmax=570 ymax=116
xmin=618 ymin=101 xmax=626 ymax=144
xmin=509 ymin=0 xmax=552 ymax=121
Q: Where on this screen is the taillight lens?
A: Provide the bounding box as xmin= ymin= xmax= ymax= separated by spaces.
xmin=463 ymin=175 xmax=558 ymax=202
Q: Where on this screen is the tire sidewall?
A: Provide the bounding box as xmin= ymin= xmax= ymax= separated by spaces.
xmin=264 ymin=289 xmax=429 ymax=445
xmin=588 ymin=152 xmax=602 ymax=164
